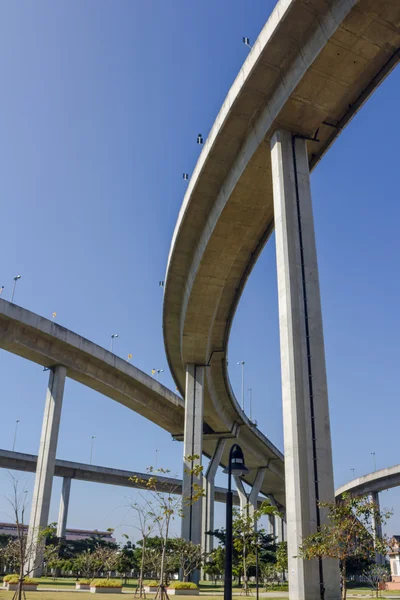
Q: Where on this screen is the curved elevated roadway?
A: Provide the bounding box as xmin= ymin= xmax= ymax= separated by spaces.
xmin=163 ymin=0 xmax=400 ymax=517
xmin=336 ymin=465 xmax=400 ymax=498
xmin=0 ymin=449 xmax=254 ymax=507
xmin=0 ymin=298 xmax=284 ymax=504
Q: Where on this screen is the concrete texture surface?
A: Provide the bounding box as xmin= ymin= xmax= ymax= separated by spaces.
xmin=163 ymin=0 xmax=400 ymax=512
xmin=0 ymin=298 xmax=285 ymax=505
xmin=0 ymin=448 xmax=263 ymax=507
xmin=26 ymin=366 xmax=66 ymax=577
xmin=271 ymin=129 xmax=339 ymax=600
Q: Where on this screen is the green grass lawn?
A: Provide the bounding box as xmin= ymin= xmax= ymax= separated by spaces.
xmin=0 ymin=593 xmax=288 ymax=600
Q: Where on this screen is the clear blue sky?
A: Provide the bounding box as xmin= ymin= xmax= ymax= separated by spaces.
xmin=0 ymin=0 xmax=399 ymax=541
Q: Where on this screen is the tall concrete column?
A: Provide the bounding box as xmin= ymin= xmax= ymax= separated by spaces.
xmin=275 ymin=514 xmax=285 ymax=543
xmin=26 ymin=365 xmax=67 ymax=577
xmin=248 ymin=468 xmax=266 ymax=527
xmin=371 ymin=492 xmax=384 ymax=564
xmin=181 ymin=364 xmax=204 ymax=584
xmin=269 ymin=514 xmax=276 ymax=539
xmin=234 ymin=475 xmax=248 ymax=513
xmin=56 ymin=477 xmax=71 ymax=539
xmin=271 ymin=129 xmax=340 ymax=600
xmin=202 ymin=439 xmax=226 ymax=555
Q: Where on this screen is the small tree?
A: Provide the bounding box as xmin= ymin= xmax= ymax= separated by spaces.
xmin=127 ymin=495 xmax=157 ymax=596
xmin=117 ymin=538 xmax=137 ymax=583
xmin=172 ymin=538 xmax=205 ymax=582
xmin=73 ymin=545 xmax=118 ymax=579
xmin=261 ymin=563 xmax=279 ymax=589
xmin=208 ymin=500 xmax=278 ymax=592
xmin=275 ymin=541 xmax=287 ymax=582
xmin=130 ymin=457 xmax=203 ymax=599
xmin=3 ymin=476 xmax=57 ymax=600
xmin=363 ymin=564 xmax=390 ymax=598
xmin=299 ymin=493 xmax=392 ymax=600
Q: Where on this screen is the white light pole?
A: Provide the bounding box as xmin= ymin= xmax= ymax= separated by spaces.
xmin=110 ymin=334 xmax=119 ymax=353
xmin=350 ymin=468 xmax=355 ymax=478
xmin=237 ymin=361 xmax=245 ymax=410
xmin=11 ymin=275 xmax=21 ymax=303
xmin=155 ymin=369 xmax=164 ymax=381
xmin=371 ymin=452 xmax=376 ymax=472
xmin=248 ymin=389 xmax=253 ymax=421
xmin=12 ymin=419 xmax=20 ymax=451
xmin=90 ymin=435 xmax=96 ymax=465
xmin=155 ymin=449 xmax=159 ymax=470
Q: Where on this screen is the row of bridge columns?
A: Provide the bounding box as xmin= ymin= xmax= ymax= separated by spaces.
xmin=24 ymin=129 xmax=373 ymax=600
xmin=181 ymin=130 xmax=342 ymax=599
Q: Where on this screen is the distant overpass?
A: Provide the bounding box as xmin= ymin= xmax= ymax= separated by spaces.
xmin=0 ymin=448 xmax=260 ymax=507
xmin=336 ymin=465 xmax=400 ymax=498
xmin=4 ymin=448 xmax=397 ymax=505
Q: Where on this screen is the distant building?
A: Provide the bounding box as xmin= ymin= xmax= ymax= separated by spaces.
xmin=387 ymin=536 xmax=400 ymax=590
xmin=0 ymin=522 xmax=115 ymax=544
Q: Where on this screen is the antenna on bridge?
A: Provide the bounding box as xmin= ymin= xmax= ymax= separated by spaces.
xmin=243 ymin=37 xmax=252 ymax=49
xmin=197 ymin=134 xmax=203 ymax=145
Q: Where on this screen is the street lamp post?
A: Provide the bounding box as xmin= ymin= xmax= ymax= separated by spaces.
xmin=153 ymin=369 xmax=164 ymax=381
xmin=12 ymin=419 xmax=20 ymax=451
xmin=110 ymin=334 xmax=119 ymax=353
xmin=11 ymin=275 xmax=21 ymax=303
xmin=248 ymin=388 xmax=253 ymax=421
xmin=90 ymin=436 xmax=96 ymax=465
xmin=237 ymin=361 xmax=245 ymax=411
xmin=255 ymin=533 xmax=260 ymax=600
xmin=371 ymin=452 xmax=376 ymax=472
xmin=223 ymin=444 xmax=249 ymax=600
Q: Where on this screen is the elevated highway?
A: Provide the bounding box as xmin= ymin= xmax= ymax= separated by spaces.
xmin=0 ymin=448 xmax=247 ymax=506
xmin=163 ymin=0 xmax=400 ymax=597
xmin=336 ymin=465 xmax=400 ymax=498
xmin=0 ymin=298 xmax=284 ymax=502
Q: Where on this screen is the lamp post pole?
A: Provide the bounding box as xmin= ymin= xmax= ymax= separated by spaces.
xmin=224 ymin=451 xmax=233 ymax=600
xmin=12 ymin=419 xmax=20 ymax=451
xmin=255 ymin=534 xmax=259 ymax=600
xmin=110 ymin=334 xmax=119 ymax=353
xmin=371 ymin=452 xmax=376 ymax=472
xmin=11 ymin=275 xmax=21 ymax=303
xmin=90 ymin=435 xmax=96 ymax=465
xmin=237 ymin=361 xmax=245 ymax=411
xmin=223 ymin=444 xmax=248 ymax=600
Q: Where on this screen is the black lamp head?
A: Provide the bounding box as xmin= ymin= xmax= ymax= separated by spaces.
xmin=223 ymin=443 xmax=249 ymax=476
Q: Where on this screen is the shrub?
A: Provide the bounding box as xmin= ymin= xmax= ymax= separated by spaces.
xmin=91 ymin=579 xmax=122 ymax=588
xmin=78 ymin=579 xmax=92 ymax=585
xmin=144 ymin=581 xmax=159 ymax=587
xmin=3 ymin=575 xmax=17 ymax=582
xmin=4 ymin=576 xmax=38 ymax=585
xmin=168 ymin=582 xmax=198 ymax=590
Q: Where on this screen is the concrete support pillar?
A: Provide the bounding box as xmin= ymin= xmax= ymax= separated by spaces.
xmin=202 ymin=439 xmax=226 ymax=555
xmin=26 ymin=365 xmax=67 ymax=577
xmin=248 ymin=468 xmax=266 ymax=527
xmin=371 ymin=492 xmax=384 ymax=564
xmin=275 ymin=514 xmax=285 ymax=543
xmin=234 ymin=476 xmax=248 ymax=513
xmin=268 ymin=515 xmax=276 ymax=542
xmin=56 ymin=477 xmax=71 ymax=539
xmin=181 ymin=364 xmax=204 ymax=583
xmin=271 ymin=129 xmax=340 ymax=600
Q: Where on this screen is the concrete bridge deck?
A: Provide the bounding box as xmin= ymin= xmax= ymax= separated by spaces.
xmin=0 ymin=299 xmax=284 ymax=505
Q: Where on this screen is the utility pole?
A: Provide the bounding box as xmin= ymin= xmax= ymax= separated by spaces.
xmin=237 ymin=361 xmax=245 ymax=411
